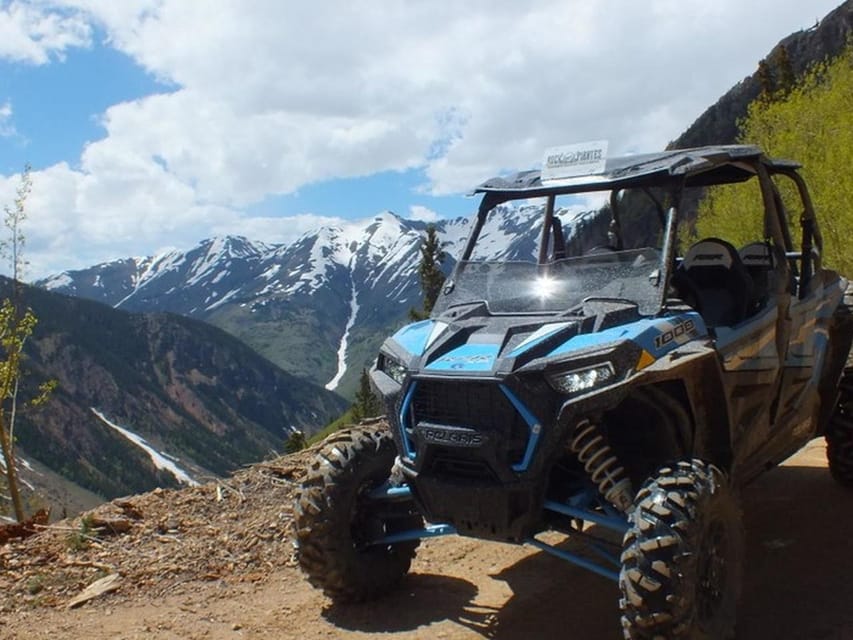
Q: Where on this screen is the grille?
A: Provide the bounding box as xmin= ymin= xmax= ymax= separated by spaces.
xmin=409 ymin=380 xmax=530 ymax=467
xmin=429 ymin=455 xmax=498 ymax=481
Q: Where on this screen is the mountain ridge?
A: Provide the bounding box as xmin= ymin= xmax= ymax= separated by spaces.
xmin=672 ymin=0 xmax=853 ymax=148
xmin=1 ymin=277 xmax=347 ymax=514
xmin=38 ymin=207 xmax=547 ymax=396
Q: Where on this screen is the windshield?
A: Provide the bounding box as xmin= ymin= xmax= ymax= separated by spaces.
xmin=434 ymin=248 xmax=663 ymax=315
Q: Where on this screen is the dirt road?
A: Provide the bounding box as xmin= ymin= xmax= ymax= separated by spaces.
xmin=2 ymin=439 xmax=852 ymax=640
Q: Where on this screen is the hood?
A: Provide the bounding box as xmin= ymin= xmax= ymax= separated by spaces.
xmin=386 ymin=301 xmax=708 ymax=378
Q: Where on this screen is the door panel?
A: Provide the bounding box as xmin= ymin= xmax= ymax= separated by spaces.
xmin=715 ymin=304 xmax=781 ymax=462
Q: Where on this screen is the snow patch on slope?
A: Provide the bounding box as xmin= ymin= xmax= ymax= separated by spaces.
xmin=0 ymin=455 xmax=37 ymax=491
xmin=205 ymin=287 xmax=243 ymax=311
xmin=44 ymin=273 xmax=75 ymax=289
xmin=325 ymin=271 xmax=360 ymax=391
xmin=91 ymin=408 xmax=198 ymax=486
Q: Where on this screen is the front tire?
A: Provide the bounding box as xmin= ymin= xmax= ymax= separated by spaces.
xmin=827 ymin=366 xmax=853 ymax=486
xmin=294 ymin=424 xmax=422 ymax=602
xmin=619 ymin=460 xmax=743 ymax=640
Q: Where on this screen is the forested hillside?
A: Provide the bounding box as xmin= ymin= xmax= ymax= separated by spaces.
xmin=672 ymin=1 xmax=853 ymax=148
xmin=0 ymin=277 xmax=347 ymax=515
xmin=694 ymin=40 xmax=853 ymax=274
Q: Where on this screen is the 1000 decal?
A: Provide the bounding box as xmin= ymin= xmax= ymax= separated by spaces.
xmin=654 ymin=318 xmax=697 ymax=350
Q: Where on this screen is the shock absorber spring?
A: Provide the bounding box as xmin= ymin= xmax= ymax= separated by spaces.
xmin=569 ymin=419 xmax=634 ymax=512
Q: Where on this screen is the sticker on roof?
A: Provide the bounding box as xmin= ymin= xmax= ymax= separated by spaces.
xmin=541 ymin=140 xmax=608 ymax=182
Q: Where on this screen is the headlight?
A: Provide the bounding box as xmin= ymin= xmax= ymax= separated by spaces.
xmin=379 ymin=354 xmax=407 ymax=385
xmin=547 ymin=362 xmax=615 ymax=394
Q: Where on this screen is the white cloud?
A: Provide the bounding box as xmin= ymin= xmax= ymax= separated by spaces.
xmin=58 ymin=0 xmax=837 ymax=197
xmin=409 ymin=205 xmax=440 ymax=223
xmin=0 ymin=1 xmax=91 ymax=64
xmin=0 ymin=101 xmax=14 ymax=137
xmin=1 ymin=160 xmax=351 ymax=278
xmin=1 ymin=0 xmax=843 ymax=277
xmin=87 ymin=89 xmax=429 ymax=207
xmin=3 ymin=161 xmax=237 ymax=278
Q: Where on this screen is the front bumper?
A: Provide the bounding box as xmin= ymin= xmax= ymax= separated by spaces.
xmin=391 ymin=375 xmax=561 ymax=541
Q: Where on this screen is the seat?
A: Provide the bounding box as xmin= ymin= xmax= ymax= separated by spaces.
xmin=739 ymin=241 xmax=775 ymax=312
xmin=672 ymin=238 xmax=753 ymax=327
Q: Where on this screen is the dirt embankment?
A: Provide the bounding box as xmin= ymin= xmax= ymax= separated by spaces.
xmin=1 ymin=439 xmax=852 ymax=640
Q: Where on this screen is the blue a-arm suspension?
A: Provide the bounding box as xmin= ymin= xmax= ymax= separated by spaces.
xmin=365 ymin=483 xmax=626 ymax=584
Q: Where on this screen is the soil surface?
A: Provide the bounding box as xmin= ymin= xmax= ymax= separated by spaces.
xmin=1 ymin=437 xmax=851 ymax=640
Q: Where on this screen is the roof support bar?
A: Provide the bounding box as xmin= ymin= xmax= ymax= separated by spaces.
xmin=537 ymin=195 xmax=556 ymax=265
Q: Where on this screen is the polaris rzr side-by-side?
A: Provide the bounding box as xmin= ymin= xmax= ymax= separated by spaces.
xmin=294 ymin=143 xmax=853 ymax=639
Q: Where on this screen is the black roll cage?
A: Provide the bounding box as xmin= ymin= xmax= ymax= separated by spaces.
xmin=455 ymin=146 xmax=821 ymax=306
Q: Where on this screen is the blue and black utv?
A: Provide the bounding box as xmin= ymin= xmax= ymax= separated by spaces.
xmin=295 ymin=144 xmax=853 ymax=639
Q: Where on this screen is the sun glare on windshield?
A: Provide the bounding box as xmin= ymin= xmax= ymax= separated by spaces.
xmin=532 ymin=275 xmax=558 ymax=299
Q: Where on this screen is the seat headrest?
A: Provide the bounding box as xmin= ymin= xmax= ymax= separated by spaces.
xmin=739 ymin=242 xmax=774 ymax=269
xmin=682 ymin=238 xmax=740 ymax=271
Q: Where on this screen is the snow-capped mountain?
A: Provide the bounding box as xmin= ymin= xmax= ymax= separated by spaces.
xmin=39 ymin=204 xmax=581 ymax=397
xmin=41 ymin=235 xmax=270 ymax=312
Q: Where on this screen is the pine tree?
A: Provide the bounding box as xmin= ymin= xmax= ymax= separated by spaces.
xmin=351 ymin=368 xmax=382 ymax=422
xmin=774 ymin=45 xmax=796 ymax=99
xmin=284 ymin=430 xmax=307 ymax=453
xmin=409 ymin=224 xmax=446 ymax=320
xmin=757 ymin=59 xmax=775 ymax=102
xmin=758 ymin=46 xmax=798 ymax=105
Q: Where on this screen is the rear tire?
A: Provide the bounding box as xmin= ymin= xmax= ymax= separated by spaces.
xmin=294 ymin=424 xmax=422 ymax=602
xmin=827 ymin=366 xmax=853 ymax=487
xmin=619 ymin=459 xmax=743 ymax=639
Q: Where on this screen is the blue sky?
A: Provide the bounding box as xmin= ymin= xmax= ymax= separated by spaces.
xmin=0 ymin=35 xmax=476 ymax=220
xmin=0 ymin=40 xmax=170 ymax=172
xmin=248 ymin=170 xmax=476 ymax=221
xmin=0 ymin=0 xmax=843 ymax=278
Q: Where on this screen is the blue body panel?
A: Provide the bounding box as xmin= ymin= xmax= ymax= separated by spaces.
xmin=392 ymin=320 xmax=435 ymax=357
xmin=426 ymin=343 xmax=501 ymax=372
xmin=547 ymin=312 xmax=707 ymax=360
xmin=389 ymin=312 xmax=709 ymax=373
